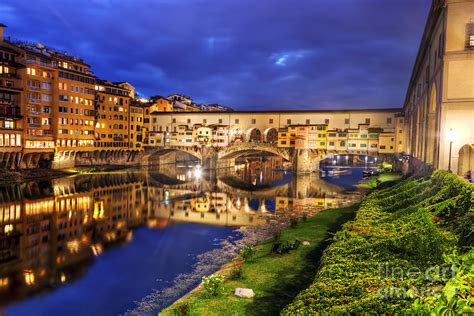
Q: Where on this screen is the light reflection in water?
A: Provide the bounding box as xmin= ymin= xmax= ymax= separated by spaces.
xmin=0 ymin=156 xmax=361 ymax=310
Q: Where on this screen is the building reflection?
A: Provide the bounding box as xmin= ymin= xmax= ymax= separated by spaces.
xmin=0 ymin=159 xmax=357 ymax=307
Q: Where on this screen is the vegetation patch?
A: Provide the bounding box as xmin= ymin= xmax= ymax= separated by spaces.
xmin=160 ymin=205 xmax=357 ymax=315
xmin=283 ymin=170 xmax=473 ymax=314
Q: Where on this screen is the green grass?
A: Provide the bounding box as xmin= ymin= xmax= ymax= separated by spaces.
xmin=160 ymin=205 xmax=358 ymax=316
xmin=283 ymin=170 xmax=473 ymax=314
xmin=356 ymin=172 xmax=402 ymax=189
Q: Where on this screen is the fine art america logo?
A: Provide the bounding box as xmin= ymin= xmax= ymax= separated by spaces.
xmin=376 ymin=262 xmax=457 ymax=299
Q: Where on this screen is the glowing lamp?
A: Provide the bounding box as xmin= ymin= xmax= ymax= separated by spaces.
xmin=446 ymin=128 xmax=456 ymax=142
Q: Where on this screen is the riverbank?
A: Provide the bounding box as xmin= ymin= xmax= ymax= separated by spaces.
xmin=160 ymin=205 xmax=358 ymax=315
xmin=356 ymin=171 xmax=402 ymax=189
xmin=283 ymin=170 xmax=473 ymax=314
xmin=0 ymin=168 xmax=77 ymax=186
xmin=159 ymin=171 xmax=401 ymax=315
xmin=0 ymin=165 xmax=140 ymax=186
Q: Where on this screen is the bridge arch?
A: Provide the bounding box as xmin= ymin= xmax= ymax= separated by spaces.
xmin=230 ymin=128 xmax=244 ymax=143
xmin=247 ymin=128 xmax=262 ymax=143
xmin=264 ymin=127 xmax=278 ymax=144
xmin=146 ymin=147 xmax=202 ymax=162
xmin=217 ymin=143 xmax=290 ymax=161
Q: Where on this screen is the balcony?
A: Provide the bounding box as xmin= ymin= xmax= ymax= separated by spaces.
xmin=28 ymin=85 xmax=41 ymax=92
xmin=29 ymin=98 xmax=41 ymax=104
xmin=0 ymin=72 xmax=20 ymax=80
xmin=26 ymin=59 xmax=56 ymax=69
xmin=28 ymin=123 xmax=41 ymax=128
xmin=0 ymin=105 xmax=22 ymax=118
xmin=29 ymin=110 xmax=42 ymax=116
xmin=0 ymin=80 xmax=21 ymax=92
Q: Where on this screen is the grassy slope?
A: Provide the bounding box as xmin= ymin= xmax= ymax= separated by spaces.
xmin=283 ymin=170 xmax=473 ymax=314
xmin=356 ymin=172 xmax=402 ymax=189
xmin=161 ymin=205 xmax=357 ymax=316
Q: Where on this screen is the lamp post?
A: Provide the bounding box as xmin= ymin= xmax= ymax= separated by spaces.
xmin=447 ymin=128 xmax=454 ymax=173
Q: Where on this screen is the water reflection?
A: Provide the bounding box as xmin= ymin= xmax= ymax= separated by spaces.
xmin=0 ymin=157 xmax=360 ymax=310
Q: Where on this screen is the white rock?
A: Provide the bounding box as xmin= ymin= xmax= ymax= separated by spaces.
xmin=234 ymin=288 xmax=255 ymax=298
xmin=302 ymin=241 xmax=310 ymax=246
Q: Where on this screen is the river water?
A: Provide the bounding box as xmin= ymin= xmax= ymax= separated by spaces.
xmin=0 ymin=157 xmax=372 ymax=315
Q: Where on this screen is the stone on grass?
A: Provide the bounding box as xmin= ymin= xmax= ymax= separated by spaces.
xmin=234 ymin=288 xmax=255 ymax=298
xmin=302 ymin=241 xmax=310 ymax=246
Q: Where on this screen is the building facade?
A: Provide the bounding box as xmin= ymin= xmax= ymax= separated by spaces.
xmin=404 ymin=0 xmax=474 ymax=175
xmin=148 ymin=109 xmax=404 ymax=154
xmin=0 ymin=26 xmax=24 ymax=169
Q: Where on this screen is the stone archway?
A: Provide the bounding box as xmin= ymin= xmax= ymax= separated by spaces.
xmin=230 ymin=128 xmax=244 ymax=143
xmin=458 ymin=144 xmax=474 ymax=176
xmin=247 ymin=128 xmax=262 ymax=143
xmin=264 ymin=128 xmax=278 ymax=144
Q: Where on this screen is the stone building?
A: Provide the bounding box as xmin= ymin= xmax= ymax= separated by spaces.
xmin=403 ymin=0 xmax=474 ymax=175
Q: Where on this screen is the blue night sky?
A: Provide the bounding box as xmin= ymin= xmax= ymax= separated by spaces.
xmin=0 ymin=0 xmax=431 ymax=110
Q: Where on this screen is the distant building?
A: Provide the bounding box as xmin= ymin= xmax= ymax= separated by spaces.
xmin=115 ymin=82 xmax=136 ymax=99
xmin=198 ymin=103 xmax=233 ymax=112
xmin=150 ymin=96 xmax=173 ymax=112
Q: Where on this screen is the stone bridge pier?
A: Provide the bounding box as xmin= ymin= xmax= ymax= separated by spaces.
xmin=291 ymin=149 xmax=321 ymax=174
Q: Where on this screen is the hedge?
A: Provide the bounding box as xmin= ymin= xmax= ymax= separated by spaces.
xmin=283 ymin=170 xmax=473 ymax=314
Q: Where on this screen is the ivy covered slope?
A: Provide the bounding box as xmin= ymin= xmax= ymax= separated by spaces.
xmin=283 ymin=170 xmax=473 ymax=314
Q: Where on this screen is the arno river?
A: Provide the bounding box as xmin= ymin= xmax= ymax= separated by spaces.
xmin=0 ymin=156 xmax=374 ymax=315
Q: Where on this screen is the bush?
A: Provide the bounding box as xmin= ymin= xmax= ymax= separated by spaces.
xmin=173 ymin=302 xmax=191 ymax=316
xmin=290 ymin=217 xmax=298 ymax=228
xmin=273 ymin=230 xmax=282 ymax=243
xmin=240 ymin=245 xmax=256 ymax=262
xmin=202 ymin=274 xmax=224 ymax=297
xmin=283 ymin=170 xmax=473 ymax=314
xmin=408 ymin=249 xmax=474 ymax=315
xmin=302 ymin=213 xmax=308 ymax=222
xmin=229 ymin=262 xmax=244 ymax=280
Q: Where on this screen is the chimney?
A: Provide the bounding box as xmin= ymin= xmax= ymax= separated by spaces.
xmin=0 ymin=23 xmax=6 ymax=42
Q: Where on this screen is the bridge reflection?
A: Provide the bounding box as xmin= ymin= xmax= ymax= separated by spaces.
xmin=0 ymin=161 xmax=359 ymax=306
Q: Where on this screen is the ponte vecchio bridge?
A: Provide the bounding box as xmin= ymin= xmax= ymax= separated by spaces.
xmin=142 ymin=108 xmax=405 ymax=173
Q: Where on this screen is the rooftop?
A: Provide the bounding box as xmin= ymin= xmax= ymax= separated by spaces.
xmin=151 ymin=108 xmax=402 ymax=115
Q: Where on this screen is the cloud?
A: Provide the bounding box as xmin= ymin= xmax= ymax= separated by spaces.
xmin=2 ymin=0 xmax=431 ymax=110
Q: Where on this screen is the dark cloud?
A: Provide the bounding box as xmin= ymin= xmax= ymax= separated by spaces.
xmin=0 ymin=0 xmax=431 ymax=110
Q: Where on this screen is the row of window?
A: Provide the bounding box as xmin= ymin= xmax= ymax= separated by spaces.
xmin=56 ymin=139 xmax=94 ymax=147
xmin=280 ymin=139 xmax=394 ymax=149
xmin=58 ymin=118 xmax=94 ymax=126
xmin=25 ymin=140 xmax=55 ymax=149
xmin=168 ymin=117 xmax=394 ymax=125
xmin=59 ymin=82 xmax=95 ymax=95
xmin=97 ymin=114 xmax=126 ymax=121
xmin=58 ymin=107 xmax=94 ymax=116
xmin=27 ymin=67 xmax=53 ymax=79
xmin=58 ymin=129 xmax=94 ymax=135
xmin=58 ymin=95 xmax=94 ymax=105
xmin=58 ymin=71 xmax=95 ymax=85
xmin=0 ymin=133 xmax=21 ymax=147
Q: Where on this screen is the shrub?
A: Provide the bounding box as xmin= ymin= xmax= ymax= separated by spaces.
xmin=229 ymin=262 xmax=244 ymax=280
xmin=408 ymin=249 xmax=474 ymax=315
xmin=173 ymin=302 xmax=191 ymax=316
xmin=273 ymin=230 xmax=282 ymax=243
xmin=302 ymin=213 xmax=308 ymax=222
xmin=202 ymin=274 xmax=224 ymax=297
xmin=240 ymin=245 xmax=256 ymax=262
xmin=290 ymin=217 xmax=298 ymax=228
xmin=282 ymin=170 xmax=473 ymax=314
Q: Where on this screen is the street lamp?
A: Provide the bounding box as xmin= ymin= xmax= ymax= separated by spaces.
xmin=447 ymin=128 xmax=455 ymax=173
